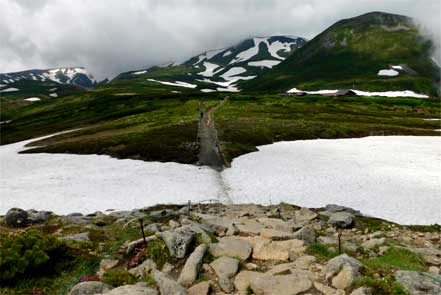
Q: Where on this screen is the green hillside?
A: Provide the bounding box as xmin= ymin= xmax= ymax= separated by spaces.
xmin=241 ymin=12 xmax=440 ymax=96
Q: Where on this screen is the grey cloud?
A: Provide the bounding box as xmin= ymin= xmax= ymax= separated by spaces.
xmin=0 ymin=0 xmax=439 ymax=80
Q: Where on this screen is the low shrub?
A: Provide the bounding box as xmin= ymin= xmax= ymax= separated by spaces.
xmin=101 ymin=270 xmax=137 ymax=287
xmin=0 ymin=229 xmax=69 ymax=284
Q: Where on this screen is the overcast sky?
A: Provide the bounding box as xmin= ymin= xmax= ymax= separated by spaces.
xmin=1 ymin=0 xmax=440 ymax=80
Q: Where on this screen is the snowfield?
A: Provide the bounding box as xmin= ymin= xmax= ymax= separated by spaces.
xmin=0 ymin=135 xmax=440 ymax=225
xmin=0 ymin=136 xmax=221 ymax=215
xmin=248 ymin=60 xmax=281 ymax=68
xmin=147 ymin=79 xmax=197 ymax=89
xmin=287 ymin=87 xmax=429 ymax=98
xmin=378 ymin=69 xmax=399 ymax=76
xmin=223 ymin=136 xmax=441 ymax=225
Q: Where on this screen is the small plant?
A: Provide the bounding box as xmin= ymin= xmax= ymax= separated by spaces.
xmin=101 ymin=270 xmax=137 ymax=287
xmin=362 ymin=247 xmax=427 ymax=274
xmin=352 ymin=276 xmax=409 ymax=295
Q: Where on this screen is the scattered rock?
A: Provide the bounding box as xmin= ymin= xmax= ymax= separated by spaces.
xmin=395 ymin=270 xmax=441 ymax=295
xmin=5 ymin=208 xmax=28 ymax=227
xmin=328 ymin=212 xmax=355 ymax=228
xmin=187 ymin=281 xmax=210 ymax=295
xmin=318 ymin=236 xmax=338 ymax=245
xmin=161 ymin=262 xmax=174 ymax=274
xmin=250 ymin=273 xmax=312 ymax=295
xmin=225 ymin=223 xmax=239 ymax=236
xmin=324 ymin=254 xmax=363 ymax=289
xmin=150 ymin=209 xmax=174 ymax=219
xmin=260 ymin=228 xmax=294 ymax=240
xmin=325 ymin=204 xmax=362 ymax=216
xmin=104 ymin=283 xmax=158 ymax=295
xmin=169 ymin=219 xmax=180 ymax=229
xmin=153 ymin=270 xmax=186 ymax=295
xmin=350 ymin=286 xmax=373 ymax=295
xmin=98 ymin=259 xmax=119 ymax=276
xmin=144 ymin=223 xmax=161 ymax=233
xmin=314 ymin=282 xmax=345 ymax=295
xmin=61 ymin=232 xmax=90 ymax=241
xmin=243 ymin=237 xmax=305 ymax=261
xmin=178 ymin=244 xmax=207 ymax=287
xmin=210 ymin=256 xmax=239 ymax=292
xmin=234 ymin=271 xmax=265 ymax=293
xmin=293 ymin=225 xmax=316 ymax=244
xmin=129 ymin=259 xmax=157 ymax=279
xmin=68 ymin=281 xmax=113 ymax=295
xmin=294 ymin=208 xmax=318 ymax=225
xmin=362 ymin=237 xmax=385 ymax=249
xmin=27 ymin=210 xmax=52 ymax=223
xmin=429 ymin=266 xmax=440 ymax=275
xmin=209 ymin=237 xmax=252 ymax=260
xmin=157 ymin=226 xmax=196 ymax=258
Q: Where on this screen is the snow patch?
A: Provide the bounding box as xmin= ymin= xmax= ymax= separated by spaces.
xmin=201 ymin=89 xmax=216 ymax=93
xmin=49 ymin=93 xmax=58 ymax=98
xmin=287 ymin=87 xmax=429 ymax=98
xmin=423 ymin=118 xmax=441 ymax=121
xmin=222 ymin=136 xmax=441 ymax=225
xmin=248 ymin=60 xmax=281 ymax=68
xmin=223 ymin=50 xmax=232 ymax=57
xmin=133 ymin=70 xmax=147 ymax=75
xmin=378 ymin=69 xmax=399 ymax=76
xmin=0 ymin=87 xmax=19 ymax=93
xmin=391 ymin=65 xmax=403 ymax=70
xmin=198 ymin=62 xmax=221 ymax=77
xmin=147 ymin=79 xmax=197 ymax=89
xmin=220 ymin=67 xmax=247 ymax=80
xmin=0 ymin=135 xmax=222 ymax=215
xmin=24 ymin=97 xmax=41 ymax=102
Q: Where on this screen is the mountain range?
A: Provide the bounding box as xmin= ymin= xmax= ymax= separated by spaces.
xmin=1 ymin=11 xmax=440 ymax=103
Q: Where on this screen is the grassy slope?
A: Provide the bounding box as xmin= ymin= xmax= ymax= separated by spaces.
xmin=1 ymin=84 xmax=439 ymax=165
xmin=241 ymin=12 xmax=440 ymax=95
xmin=215 ymin=94 xmax=441 ymax=164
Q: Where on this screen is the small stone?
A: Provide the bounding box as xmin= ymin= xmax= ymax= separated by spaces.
xmin=98 ymin=259 xmax=119 ymax=276
xmin=169 ymin=219 xmax=180 ymax=229
xmin=144 ymin=223 xmax=161 ymax=233
xmin=157 ymin=226 xmax=196 ymax=258
xmin=429 ymin=266 xmax=440 ymax=275
xmin=153 ymin=270 xmax=186 ymax=295
xmin=350 ymin=286 xmax=373 ymax=295
xmin=225 ymin=223 xmax=239 ymax=236
xmin=68 ymin=281 xmax=113 ymax=295
xmin=162 ymin=262 xmax=174 ymax=274
xmin=187 ymin=281 xmax=210 ymax=295
xmin=245 ymin=263 xmax=258 ymax=270
xmin=332 ymin=265 xmax=358 ymax=289
xmin=314 ymin=282 xmax=345 ymax=295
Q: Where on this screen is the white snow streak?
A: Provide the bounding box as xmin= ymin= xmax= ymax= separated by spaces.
xmin=378 ymin=69 xmax=399 ymax=76
xmin=0 ymin=87 xmax=19 ymax=92
xmin=133 ymin=70 xmax=147 ymax=75
xmin=198 ymin=62 xmax=221 ymax=77
xmin=287 ymin=87 xmax=429 ymax=98
xmin=24 ymin=97 xmax=41 ymax=102
xmin=147 ymin=79 xmax=197 ymax=89
xmin=248 ymin=60 xmax=281 ymax=68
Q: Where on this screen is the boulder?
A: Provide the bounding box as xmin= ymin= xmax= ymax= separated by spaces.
xmin=68 ymin=281 xmax=113 ymax=295
xmin=243 ymin=237 xmax=304 ymax=261
xmin=328 ymin=212 xmax=354 ymax=228
xmin=144 ymin=223 xmax=161 ymax=233
xmin=257 ymin=217 xmax=295 ymax=232
xmin=250 ymin=273 xmax=312 ymax=295
xmin=325 ymin=204 xmax=362 ymax=216
xmin=178 ymin=244 xmax=207 ymax=287
xmin=314 ymin=282 xmax=345 ymax=295
xmin=104 ymin=283 xmax=158 ymax=295
xmin=293 ymin=225 xmax=317 ymax=244
xmin=324 ymin=254 xmax=363 ymax=290
xmin=225 ymin=223 xmax=239 ymax=236
xmin=209 ymin=237 xmax=252 ymax=260
xmin=129 ymin=259 xmax=157 ymax=279
xmin=267 ymin=256 xmax=317 ymax=274
xmin=395 ymin=270 xmax=441 ymax=295
xmin=294 ymin=208 xmax=318 ymax=224
xmin=260 ymin=228 xmax=294 ymax=240
xmin=362 ymin=238 xmax=385 ymax=249
xmin=187 ymin=281 xmax=210 ymax=295
xmin=153 ymin=270 xmax=186 ymax=295
xmin=5 ymin=208 xmax=28 ymax=227
xmin=210 ymin=256 xmax=239 ymax=292
xmin=157 ymin=226 xmax=196 ymax=258
xmin=234 ymin=271 xmax=265 ymax=293
xmin=27 ymin=210 xmax=52 ymax=223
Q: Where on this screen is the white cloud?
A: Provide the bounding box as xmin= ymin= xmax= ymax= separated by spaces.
xmin=0 ymin=0 xmax=439 ymax=80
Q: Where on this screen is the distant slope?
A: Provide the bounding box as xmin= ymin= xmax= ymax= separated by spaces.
xmin=111 ymin=35 xmax=307 ymax=92
xmin=241 ymin=12 xmax=440 ymax=96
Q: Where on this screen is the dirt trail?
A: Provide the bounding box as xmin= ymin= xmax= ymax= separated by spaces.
xmin=197 ymin=98 xmax=227 ymax=171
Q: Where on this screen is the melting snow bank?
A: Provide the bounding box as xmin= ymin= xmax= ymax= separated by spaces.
xmin=0 ymin=136 xmax=221 ymax=215
xmin=147 ymin=79 xmax=197 ymax=88
xmin=287 ymin=88 xmax=429 ymax=98
xmin=1 ymin=135 xmax=440 ymax=225
xmin=222 ymin=136 xmax=441 ymax=225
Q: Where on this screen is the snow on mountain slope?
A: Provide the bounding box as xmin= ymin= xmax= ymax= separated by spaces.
xmin=0 ymin=67 xmax=99 ymax=89
xmin=117 ymin=35 xmax=307 ymax=93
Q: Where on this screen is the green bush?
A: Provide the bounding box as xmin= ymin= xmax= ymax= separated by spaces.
xmin=306 ymin=243 xmax=338 ymax=261
xmin=0 ymin=230 xmax=68 ymax=283
xmin=101 ymin=270 xmax=137 ymax=287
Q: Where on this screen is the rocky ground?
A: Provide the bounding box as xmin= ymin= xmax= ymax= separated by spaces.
xmin=1 ymin=203 xmax=440 ymax=295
